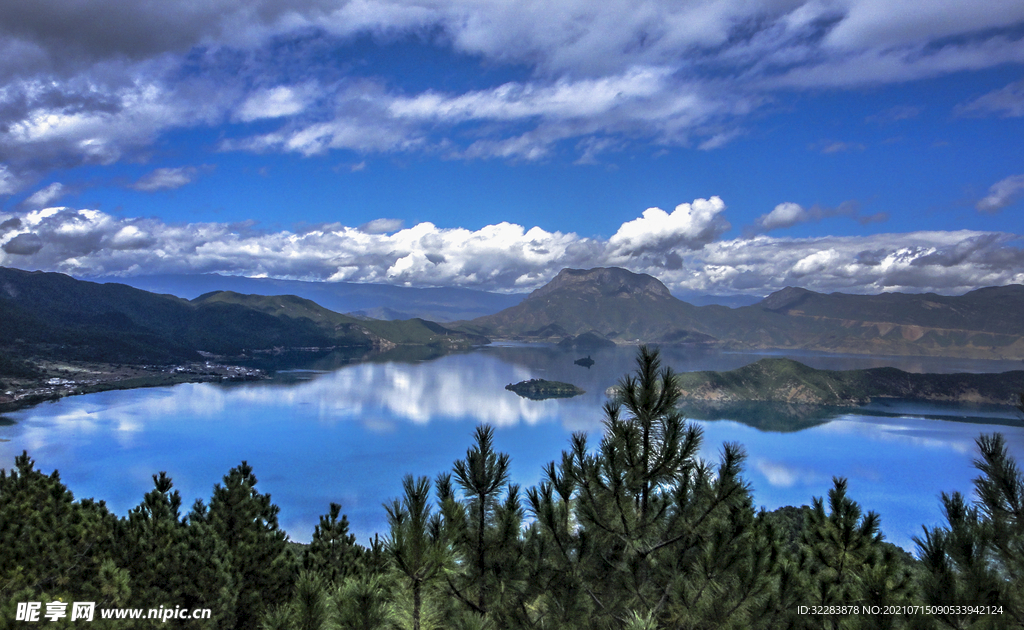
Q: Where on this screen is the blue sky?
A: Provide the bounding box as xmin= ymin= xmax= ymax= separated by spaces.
xmin=0 ymin=0 xmax=1023 ymax=296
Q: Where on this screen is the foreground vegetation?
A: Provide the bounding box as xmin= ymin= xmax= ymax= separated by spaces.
xmin=2 ymin=348 xmax=1023 ymax=629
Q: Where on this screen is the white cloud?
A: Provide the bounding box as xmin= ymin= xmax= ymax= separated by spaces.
xmin=3 ymin=198 xmax=1019 ymax=297
xmin=1 ymin=72 xmax=234 ymax=173
xmin=130 ymin=166 xmax=200 ymax=192
xmin=0 ymin=0 xmax=1020 ymax=187
xmin=1 ymin=0 xmax=1021 ymax=177
xmin=976 ymin=174 xmax=1024 ymax=213
xmin=388 ymin=68 xmax=673 ymax=122
xmin=235 ymin=84 xmax=315 ymax=122
xmin=609 ymin=197 xmax=731 ymax=256
xmin=753 ymin=200 xmax=887 ymax=232
xmin=23 ymin=182 xmax=65 ymax=207
xmin=758 ymin=202 xmax=806 ymax=231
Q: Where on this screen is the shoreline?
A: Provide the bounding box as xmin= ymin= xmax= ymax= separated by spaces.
xmin=0 ymin=361 xmax=267 ymax=414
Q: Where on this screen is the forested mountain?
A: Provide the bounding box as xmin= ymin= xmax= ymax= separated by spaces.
xmin=0 ymin=267 xmax=485 ymax=366
xmin=459 ymin=267 xmax=1024 ymax=359
xmin=672 ymin=357 xmax=1024 ymax=405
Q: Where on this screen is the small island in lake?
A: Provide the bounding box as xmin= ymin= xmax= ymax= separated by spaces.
xmin=670 ymin=358 xmax=1024 ymax=406
xmin=574 ymin=355 xmax=595 ymax=368
xmin=506 ymin=379 xmax=586 ymax=400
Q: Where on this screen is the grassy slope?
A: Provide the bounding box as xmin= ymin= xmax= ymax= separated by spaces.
xmin=193 ymin=291 xmax=488 ymax=346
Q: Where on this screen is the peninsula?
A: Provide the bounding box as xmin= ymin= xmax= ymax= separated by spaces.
xmin=671 ymin=358 xmax=1024 ymax=407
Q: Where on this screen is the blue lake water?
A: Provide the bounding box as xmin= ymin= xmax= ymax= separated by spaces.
xmin=2 ymin=345 xmax=1023 ymax=551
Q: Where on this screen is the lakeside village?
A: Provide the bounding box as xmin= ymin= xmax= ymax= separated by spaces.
xmin=0 ymin=360 xmax=266 ymax=412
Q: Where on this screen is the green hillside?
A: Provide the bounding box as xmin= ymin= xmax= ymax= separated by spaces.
xmin=674 ymin=357 xmax=1024 ymax=406
xmin=0 ymin=268 xmax=486 ymax=370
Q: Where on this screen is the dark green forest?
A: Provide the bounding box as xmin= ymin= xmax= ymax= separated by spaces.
xmin=2 ymin=348 xmax=1022 ymax=629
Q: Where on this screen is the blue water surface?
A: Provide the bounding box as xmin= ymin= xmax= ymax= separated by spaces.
xmin=2 ymin=345 xmax=1022 ymax=550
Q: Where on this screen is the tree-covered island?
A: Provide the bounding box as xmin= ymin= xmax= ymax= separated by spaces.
xmin=505 ymin=379 xmax=585 ymax=400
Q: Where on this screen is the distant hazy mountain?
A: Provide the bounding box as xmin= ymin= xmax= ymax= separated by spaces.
xmin=82 ymin=273 xmax=524 ymax=321
xmin=0 ymin=268 xmax=486 ymax=366
xmin=671 ymin=292 xmax=764 ymax=308
xmin=459 ymin=267 xmax=1024 ymax=359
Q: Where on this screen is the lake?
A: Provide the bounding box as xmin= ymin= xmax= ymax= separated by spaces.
xmin=2 ymin=344 xmax=1023 ymax=551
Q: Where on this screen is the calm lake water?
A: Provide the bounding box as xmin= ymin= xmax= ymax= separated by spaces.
xmin=2 ymin=345 xmax=1023 ymax=551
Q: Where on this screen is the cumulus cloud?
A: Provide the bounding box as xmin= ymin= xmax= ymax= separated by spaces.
xmin=130 ymin=166 xmax=201 ymax=192
xmin=608 ymin=197 xmax=731 ymax=257
xmin=2 ymin=198 xmax=1020 ymax=297
xmin=2 ymin=232 xmax=43 ymax=255
xmin=754 ymin=200 xmax=888 ymax=232
xmin=975 ymin=174 xmax=1024 ymax=213
xmin=22 ymin=182 xmax=64 ymax=207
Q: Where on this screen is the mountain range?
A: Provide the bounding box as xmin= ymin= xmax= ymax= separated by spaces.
xmin=5 ymin=265 xmax=1024 ymax=373
xmin=458 ymin=267 xmax=1024 ymax=360
xmin=83 ymin=273 xmax=524 ymax=322
xmin=0 ymin=267 xmax=485 ymax=367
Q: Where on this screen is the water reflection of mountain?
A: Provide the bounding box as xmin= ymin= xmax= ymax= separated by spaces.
xmin=683 ymin=399 xmax=1024 ymax=433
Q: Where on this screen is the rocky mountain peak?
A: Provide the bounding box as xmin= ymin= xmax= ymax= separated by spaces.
xmin=530 ymin=267 xmax=673 ymax=301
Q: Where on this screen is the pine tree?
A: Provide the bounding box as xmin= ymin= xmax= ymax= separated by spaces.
xmin=916 ymin=433 xmax=1024 ymax=629
xmin=205 ymin=461 xmax=295 ymax=630
xmin=798 ymin=478 xmax=913 ymax=630
xmin=385 ymin=475 xmax=446 ymax=630
xmin=444 ymin=425 xmax=528 ymax=625
xmin=120 ymin=472 xmax=236 ymax=629
xmin=526 ymin=346 xmax=776 ymax=629
xmin=0 ymin=451 xmax=117 ymax=607
xmin=331 ymin=572 xmax=395 ymax=630
xmin=304 ymin=502 xmax=363 ymax=584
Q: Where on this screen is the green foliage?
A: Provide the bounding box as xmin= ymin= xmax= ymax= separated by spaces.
xmin=916 ymin=433 xmax=1024 ymax=629
xmin=526 ymin=346 xmax=776 ymax=629
xmin=304 ymin=502 xmax=363 ymax=584
xmin=0 ymin=451 xmax=117 ymax=603
xmin=119 ymin=472 xmax=237 ymax=628
xmin=794 ymin=478 xmax=914 ymax=630
xmin=0 ymin=267 xmax=480 ymax=370
xmin=444 ymin=426 xmax=529 ymax=624
xmin=332 ymin=573 xmax=395 ymax=629
xmin=205 ymin=461 xmax=296 ymax=630
xmin=385 ymin=475 xmax=447 ymax=630
xmin=674 ymin=358 xmax=1024 ymax=408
